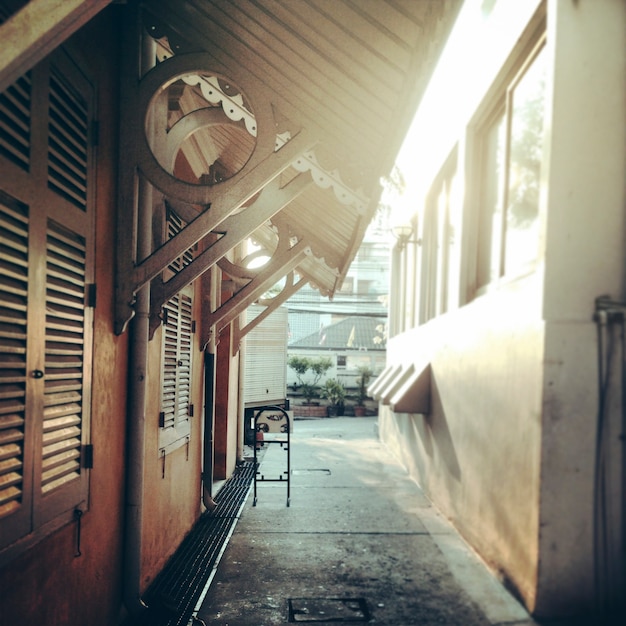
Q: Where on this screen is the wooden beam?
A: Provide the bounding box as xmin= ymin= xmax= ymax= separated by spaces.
xmin=208 ymin=240 xmax=309 ymax=332
xmin=113 ymin=0 xmax=145 ymax=335
xmin=238 ymin=276 xmax=307 ymax=338
xmin=0 ymin=0 xmax=111 ymax=94
xmin=154 ymin=172 xmax=312 ymax=309
xmin=134 ymin=126 xmax=316 ymax=288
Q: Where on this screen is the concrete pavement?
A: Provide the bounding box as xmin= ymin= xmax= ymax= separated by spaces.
xmin=195 ymin=416 xmax=537 ymax=625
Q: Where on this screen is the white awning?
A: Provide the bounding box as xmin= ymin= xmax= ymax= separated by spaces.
xmin=371 ymin=360 xmax=431 ymax=414
xmin=368 ymin=364 xmax=400 ymax=398
xmin=390 ymin=363 xmax=431 ymax=414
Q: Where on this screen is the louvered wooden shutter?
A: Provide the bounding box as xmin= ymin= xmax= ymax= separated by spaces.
xmin=161 ymin=296 xmax=179 ymax=431
xmin=160 ymin=289 xmax=193 ymax=452
xmin=48 ymin=69 xmax=89 ymax=211
xmin=159 ymin=208 xmax=194 ymax=454
xmin=0 ymin=50 xmax=94 ymax=551
xmin=0 ymin=73 xmax=31 ymax=170
xmin=0 ymin=194 xmax=33 ymax=543
xmin=41 ymin=222 xmax=86 ymax=495
xmin=177 ymin=293 xmax=193 ymax=424
xmin=37 ymin=57 xmax=93 ymax=525
xmin=167 ymin=209 xmax=194 ymax=275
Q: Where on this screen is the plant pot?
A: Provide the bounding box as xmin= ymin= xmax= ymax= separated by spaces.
xmin=353 ymin=405 xmax=366 ymax=417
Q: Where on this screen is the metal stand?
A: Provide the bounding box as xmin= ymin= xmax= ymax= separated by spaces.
xmin=252 ymin=405 xmax=291 ymax=507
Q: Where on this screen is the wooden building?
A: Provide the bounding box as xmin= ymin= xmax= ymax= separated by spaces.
xmin=0 ymin=1 xmax=459 ymax=623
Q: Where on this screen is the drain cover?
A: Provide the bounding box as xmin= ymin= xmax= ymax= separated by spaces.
xmin=288 ymin=597 xmax=370 ymax=622
xmin=291 ymin=469 xmax=331 ymax=475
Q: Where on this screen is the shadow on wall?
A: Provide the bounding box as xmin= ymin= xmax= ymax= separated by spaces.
xmin=427 ymin=374 xmax=462 ymax=483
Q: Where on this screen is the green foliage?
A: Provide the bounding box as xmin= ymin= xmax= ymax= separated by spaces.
xmin=320 ymin=378 xmax=346 ymax=407
xmin=288 ymin=356 xmax=334 ymax=403
xmin=309 ymin=357 xmax=332 ymax=385
xmin=356 ymin=365 xmax=374 ymax=405
xmin=299 ymin=383 xmax=319 ymax=403
xmin=288 ymin=355 xmax=333 ymax=386
xmin=288 ymin=355 xmax=311 ymax=386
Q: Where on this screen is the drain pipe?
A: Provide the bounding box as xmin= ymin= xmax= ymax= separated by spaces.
xmin=123 ymin=264 xmax=150 ymax=614
xmin=123 ymin=24 xmax=155 ymax=616
xmin=202 ymin=345 xmax=216 ymax=510
xmin=237 ymin=323 xmax=246 ymax=462
xmin=202 ymin=265 xmax=219 ymax=510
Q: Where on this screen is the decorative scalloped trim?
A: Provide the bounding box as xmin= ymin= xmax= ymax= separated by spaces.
xmin=182 ymin=74 xmax=257 ymax=136
xmin=291 ymin=150 xmax=368 ymax=214
xmin=182 ymin=75 xmax=369 ymax=213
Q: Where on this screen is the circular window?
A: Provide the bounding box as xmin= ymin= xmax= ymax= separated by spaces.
xmin=145 ymin=73 xmax=257 ymax=185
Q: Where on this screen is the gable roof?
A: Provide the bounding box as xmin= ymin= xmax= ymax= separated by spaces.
xmin=290 ymin=316 xmax=385 ymax=351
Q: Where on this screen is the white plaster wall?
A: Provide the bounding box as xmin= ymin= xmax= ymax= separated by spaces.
xmin=381 ymin=0 xmax=626 ymax=618
xmin=286 ymin=348 xmax=385 ymax=389
xmin=381 ymin=271 xmax=544 ymax=609
xmin=536 ymin=0 xmax=626 ymax=615
xmin=542 ymin=0 xmax=626 ymax=322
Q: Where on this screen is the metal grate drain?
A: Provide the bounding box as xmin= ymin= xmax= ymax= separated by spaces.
xmin=288 ymin=598 xmax=370 ymax=622
xmin=132 ymin=460 xmax=256 ymax=626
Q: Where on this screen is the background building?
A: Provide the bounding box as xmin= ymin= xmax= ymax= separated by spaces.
xmin=286 ymin=214 xmax=391 ymax=392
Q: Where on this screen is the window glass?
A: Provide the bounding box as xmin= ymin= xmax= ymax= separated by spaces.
xmin=420 ymin=150 xmax=457 ymax=323
xmin=505 ymin=47 xmax=547 ymax=274
xmin=476 ymin=42 xmax=546 ymax=290
xmin=477 ymin=110 xmax=505 ymax=288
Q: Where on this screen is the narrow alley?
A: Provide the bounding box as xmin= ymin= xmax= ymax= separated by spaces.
xmin=188 ymin=416 xmax=535 ymax=625
xmin=2 ymin=3 xmax=625 ymax=625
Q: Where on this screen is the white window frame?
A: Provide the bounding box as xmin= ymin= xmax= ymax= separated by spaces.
xmin=419 ymin=149 xmax=458 ymax=324
xmin=473 ymin=33 xmax=548 ymax=295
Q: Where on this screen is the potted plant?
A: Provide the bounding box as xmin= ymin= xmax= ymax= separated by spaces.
xmin=288 ymin=356 xmax=333 ymax=406
xmin=299 ymin=382 xmax=320 ymax=405
xmin=353 ymin=366 xmax=373 ymax=417
xmin=309 ymin=356 xmax=332 ymax=384
xmin=321 ymin=378 xmax=346 ymax=417
xmin=288 ymin=355 xmax=311 ymax=389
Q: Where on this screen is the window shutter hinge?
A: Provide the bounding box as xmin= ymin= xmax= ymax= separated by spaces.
xmin=86 ymin=283 xmax=97 ymax=308
xmin=91 ymin=120 xmax=100 ymax=146
xmin=159 ymin=411 xmax=165 ymax=428
xmin=83 ymin=444 xmax=94 ymax=469
xmin=191 ymin=320 xmax=196 ymax=333
xmin=188 ymin=404 xmax=194 ymax=417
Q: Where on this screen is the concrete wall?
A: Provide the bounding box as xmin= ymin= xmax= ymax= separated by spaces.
xmin=536 ymin=0 xmax=626 ymax=615
xmin=380 ymin=271 xmax=544 ymax=608
xmin=380 ymin=0 xmax=626 ymax=618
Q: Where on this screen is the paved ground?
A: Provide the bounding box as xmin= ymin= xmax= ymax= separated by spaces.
xmin=195 ymin=416 xmax=537 ymax=626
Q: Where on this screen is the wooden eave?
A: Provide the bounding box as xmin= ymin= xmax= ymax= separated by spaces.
xmin=0 ymin=0 xmax=113 ymax=94
xmin=0 ymin=0 xmax=462 ymax=338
